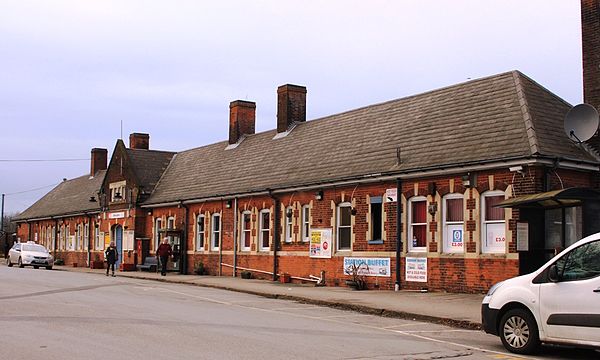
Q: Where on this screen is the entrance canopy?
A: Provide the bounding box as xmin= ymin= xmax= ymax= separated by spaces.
xmin=496 ymin=188 xmax=600 ymax=209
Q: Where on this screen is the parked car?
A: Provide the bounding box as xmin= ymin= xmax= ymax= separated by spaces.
xmin=6 ymin=242 xmax=54 ymax=270
xmin=482 ymin=232 xmax=600 ymax=354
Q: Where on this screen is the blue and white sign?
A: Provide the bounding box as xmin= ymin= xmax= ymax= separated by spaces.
xmin=445 ymin=225 xmax=464 ymax=253
xmin=343 ymin=257 xmax=391 ymax=277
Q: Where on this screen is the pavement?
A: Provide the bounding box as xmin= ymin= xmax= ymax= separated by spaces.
xmin=51 ymin=265 xmax=485 ymax=330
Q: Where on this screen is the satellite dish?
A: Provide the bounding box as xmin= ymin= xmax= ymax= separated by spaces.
xmin=564 ymin=103 xmax=599 ymax=143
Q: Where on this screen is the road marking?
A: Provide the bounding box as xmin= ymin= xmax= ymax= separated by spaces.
xmin=154 ymin=287 xmax=232 ymax=305
xmin=403 ymin=329 xmax=474 ymax=333
xmin=382 ymin=323 xmax=431 ymax=329
xmin=270 ymin=306 xmax=321 ymax=311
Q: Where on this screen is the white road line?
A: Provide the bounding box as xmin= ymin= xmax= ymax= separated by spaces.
xmin=382 ymin=322 xmax=431 ymax=329
xmin=402 ymin=329 xmax=473 ymax=333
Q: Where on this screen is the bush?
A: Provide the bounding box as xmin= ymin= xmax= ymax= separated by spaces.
xmin=54 ymin=259 xmax=64 ymax=266
xmin=241 ymin=270 xmax=252 ymax=279
xmin=194 ymin=262 xmax=205 ymax=275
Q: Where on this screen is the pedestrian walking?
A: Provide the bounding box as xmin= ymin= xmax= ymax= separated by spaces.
xmin=156 ymin=238 xmax=172 ymax=276
xmin=105 ymin=242 xmax=118 ymax=277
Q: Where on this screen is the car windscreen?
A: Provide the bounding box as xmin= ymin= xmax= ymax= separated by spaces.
xmin=22 ymin=244 xmax=48 ymax=253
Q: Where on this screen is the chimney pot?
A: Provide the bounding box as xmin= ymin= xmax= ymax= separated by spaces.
xmin=229 ymin=100 xmax=256 ymax=145
xmin=277 ymin=84 xmax=307 ymax=133
xmin=90 ymin=148 xmax=107 ymax=176
xmin=129 ymin=133 xmax=149 ymax=150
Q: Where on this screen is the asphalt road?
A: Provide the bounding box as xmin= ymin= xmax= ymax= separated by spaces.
xmin=0 ymin=265 xmax=597 ymax=360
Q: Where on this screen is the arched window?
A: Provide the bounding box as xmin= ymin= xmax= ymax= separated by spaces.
xmin=442 ymin=194 xmax=464 ymax=253
xmin=240 ymin=211 xmax=252 ymax=251
xmin=259 ymin=209 xmax=270 ymax=251
xmin=211 ymin=213 xmax=221 ymax=251
xmin=196 ymin=214 xmax=205 ymax=251
xmin=337 ymin=202 xmax=352 ymax=250
xmin=154 ymin=218 xmax=162 ymax=250
xmin=408 ymin=196 xmax=427 ymax=252
xmin=284 ymin=206 xmax=293 ymax=243
xmin=481 ymin=190 xmax=506 ymax=254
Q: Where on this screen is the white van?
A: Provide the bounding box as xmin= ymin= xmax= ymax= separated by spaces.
xmin=482 ymin=232 xmax=600 ymax=354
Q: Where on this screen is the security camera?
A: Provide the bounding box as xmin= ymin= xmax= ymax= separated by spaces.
xmin=509 ymin=166 xmax=523 ymax=173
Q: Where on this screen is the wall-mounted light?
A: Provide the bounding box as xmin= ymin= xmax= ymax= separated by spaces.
xmin=286 ymin=208 xmax=293 ymax=218
xmin=462 ymin=173 xmax=476 ymax=188
xmin=225 ymin=200 xmax=232 ymax=209
xmin=315 ymin=190 xmax=323 ymax=201
xmin=428 ymin=203 xmax=437 ymax=216
xmin=350 ymin=207 xmax=357 ymax=216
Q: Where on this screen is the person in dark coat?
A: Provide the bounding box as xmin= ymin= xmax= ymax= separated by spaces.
xmin=105 ymin=242 xmax=118 ymax=277
xmin=156 ymin=238 xmax=172 ymax=276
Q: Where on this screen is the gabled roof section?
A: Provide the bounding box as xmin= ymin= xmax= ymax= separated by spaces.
xmin=125 ymin=148 xmax=176 ymax=194
xmin=14 ymin=170 xmax=106 ymax=221
xmin=144 ymin=71 xmax=599 ymax=205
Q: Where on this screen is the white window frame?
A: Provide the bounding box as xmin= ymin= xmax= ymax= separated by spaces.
xmin=284 ymin=206 xmax=293 ymax=243
xmin=51 ymin=226 xmax=56 ymax=251
xmin=442 ymin=193 xmax=465 ymax=254
xmin=481 ymin=190 xmax=507 ymax=254
xmin=76 ymin=224 xmax=82 ymax=250
xmin=67 ymin=225 xmax=74 ymax=251
xmin=301 ymin=205 xmax=310 ymax=242
xmin=211 ymin=213 xmax=221 ymax=251
xmin=369 ymin=196 xmax=384 ymax=242
xmin=337 ymin=202 xmax=352 ymax=251
xmin=240 ymin=211 xmax=252 ymax=251
xmin=408 ymin=196 xmax=427 ymax=253
xmin=154 ymin=218 xmax=162 ymax=250
xmin=84 ymin=223 xmax=89 ymax=251
xmin=60 ymin=225 xmax=65 ymax=250
xmin=259 ymin=209 xmax=271 ymax=251
xmin=196 ymin=214 xmax=205 ymax=252
xmin=94 ymin=224 xmax=102 ymax=250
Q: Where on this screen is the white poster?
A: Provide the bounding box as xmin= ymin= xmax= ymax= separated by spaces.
xmin=445 ymin=225 xmax=464 ymax=253
xmin=343 ymin=257 xmax=391 ymax=277
xmin=108 ymin=212 xmax=125 ymax=219
xmin=385 ymin=188 xmax=397 ymax=202
xmin=405 ymin=257 xmax=427 ymax=282
xmin=486 ymin=223 xmax=506 ymax=253
xmin=309 ymin=229 xmax=332 ymax=258
xmin=123 ymin=230 xmax=135 ymax=251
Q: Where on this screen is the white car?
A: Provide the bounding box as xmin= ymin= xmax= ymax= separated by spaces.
xmin=482 ymin=232 xmax=600 ymax=354
xmin=6 ymin=242 xmax=54 ymax=270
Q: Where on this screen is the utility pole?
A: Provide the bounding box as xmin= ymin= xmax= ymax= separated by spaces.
xmin=1 ymin=193 xmax=5 ymax=234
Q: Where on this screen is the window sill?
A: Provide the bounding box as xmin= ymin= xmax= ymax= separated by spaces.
xmin=368 ymin=240 xmax=384 ymax=245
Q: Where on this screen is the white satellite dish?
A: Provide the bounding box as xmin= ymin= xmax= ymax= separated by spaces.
xmin=564 ymin=103 xmax=599 ymax=143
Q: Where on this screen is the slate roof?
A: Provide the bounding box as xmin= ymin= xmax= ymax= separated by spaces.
xmin=144 ymin=71 xmax=598 ymax=205
xmin=125 ymin=148 xmax=175 ymax=195
xmin=14 ymin=170 xmax=106 ymax=221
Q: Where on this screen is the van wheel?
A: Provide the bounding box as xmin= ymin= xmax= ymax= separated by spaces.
xmin=18 ymin=258 xmax=24 ymax=268
xmin=7 ymin=257 xmax=13 ymax=267
xmin=499 ymin=308 xmax=540 ymax=354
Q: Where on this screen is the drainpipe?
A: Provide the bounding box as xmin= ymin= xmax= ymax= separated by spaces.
xmin=269 ymin=190 xmax=280 ymax=281
xmin=27 ymin=222 xmax=31 ymax=242
xmin=218 ymin=200 xmax=223 ymax=276
xmin=395 ymin=178 xmax=402 ymax=291
xmin=87 ymin=214 xmax=92 ymax=267
xmin=181 ymin=202 xmax=189 ymax=275
xmin=53 ymin=218 xmax=58 ymax=256
xmin=233 ymin=197 xmax=238 ymax=277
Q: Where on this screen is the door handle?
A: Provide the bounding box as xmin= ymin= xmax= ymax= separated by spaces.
xmin=594 ymin=288 xmax=600 ymax=293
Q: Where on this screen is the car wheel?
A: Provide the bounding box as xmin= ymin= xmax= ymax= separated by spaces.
xmin=46 ymin=266 xmax=53 ymax=270
xmin=33 ymin=265 xmax=39 ymax=269
xmin=499 ymin=308 xmax=540 ymax=354
xmin=18 ymin=257 xmax=24 ymax=268
xmin=7 ymin=257 xmax=13 ymax=267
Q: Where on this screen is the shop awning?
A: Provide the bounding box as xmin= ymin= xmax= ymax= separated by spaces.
xmin=496 ymin=187 xmax=600 ymax=209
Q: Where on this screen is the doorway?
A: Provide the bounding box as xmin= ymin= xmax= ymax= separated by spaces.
xmin=112 ymin=225 xmax=123 ymax=269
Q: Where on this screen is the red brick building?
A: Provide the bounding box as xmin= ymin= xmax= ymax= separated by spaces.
xmin=14 ymin=1 xmax=600 ymax=293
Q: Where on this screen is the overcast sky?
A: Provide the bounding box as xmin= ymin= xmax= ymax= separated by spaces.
xmin=0 ymin=0 xmax=583 ymax=214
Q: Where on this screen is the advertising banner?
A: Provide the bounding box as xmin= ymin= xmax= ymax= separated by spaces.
xmin=343 ymin=257 xmax=391 ymax=277
xmin=309 ymin=228 xmax=332 ymax=258
xmin=405 ymin=257 xmax=427 ymax=282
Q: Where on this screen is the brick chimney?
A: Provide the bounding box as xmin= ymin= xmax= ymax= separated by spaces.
xmin=90 ymin=148 xmax=107 ymax=176
xmin=129 ymin=133 xmax=149 ymax=150
xmin=582 ymin=0 xmax=600 ymax=151
xmin=229 ymin=100 xmax=256 ymax=144
xmin=277 ymin=84 xmax=307 ymax=133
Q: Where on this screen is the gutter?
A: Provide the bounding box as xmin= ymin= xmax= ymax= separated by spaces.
xmin=140 ymin=156 xmax=599 ymax=209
